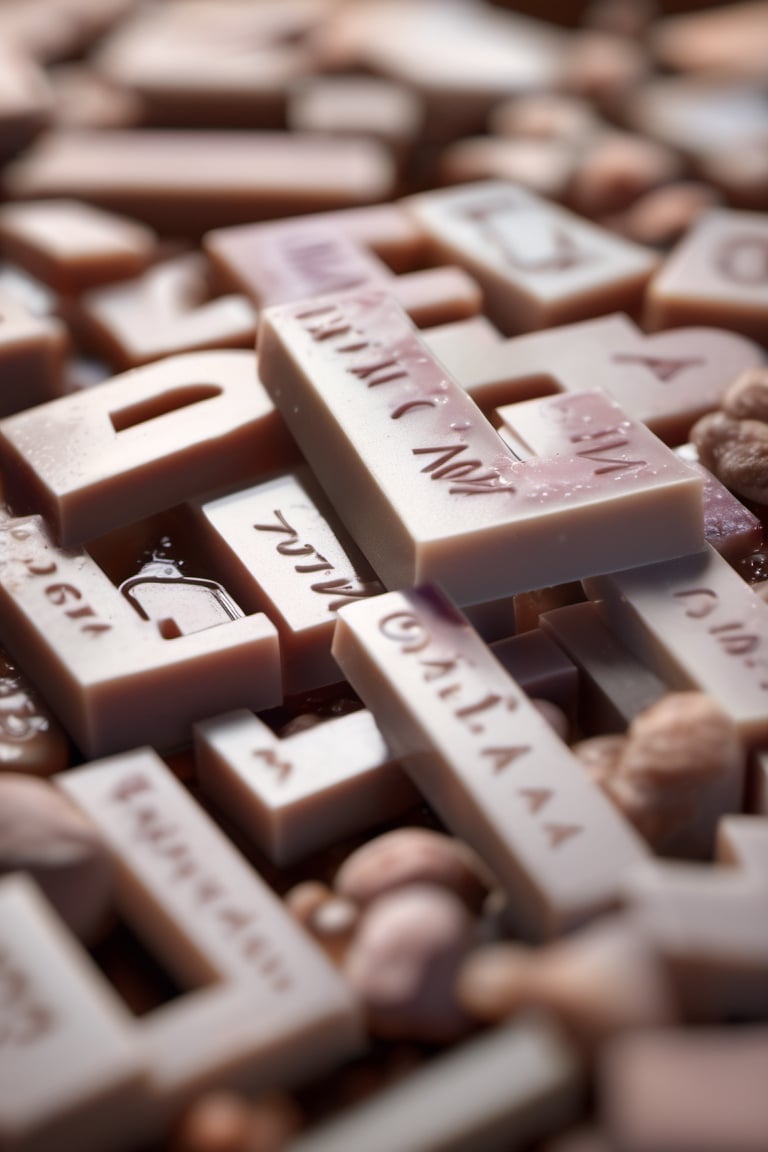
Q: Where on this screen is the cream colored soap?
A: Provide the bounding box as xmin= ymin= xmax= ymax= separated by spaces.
xmin=206 ymin=215 xmax=479 ymax=328
xmin=333 ymin=585 xmax=648 ymax=940
xmin=0 ymin=873 xmax=147 ymax=1152
xmin=58 ymin=749 xmax=363 ymax=1113
xmin=258 ymin=291 xmax=703 ymax=606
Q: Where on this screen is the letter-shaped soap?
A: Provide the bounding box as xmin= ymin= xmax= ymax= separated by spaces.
xmin=403 ymin=180 xmax=658 ymax=333
xmin=258 ymin=291 xmax=703 ymax=605
xmin=0 ymin=349 xmax=293 ymax=545
xmin=0 ymin=511 xmax=281 ymax=756
xmin=333 ymin=584 xmax=648 ymax=940
xmin=58 ymin=749 xmax=363 ymax=1110
xmin=0 ymin=873 xmax=147 ymax=1152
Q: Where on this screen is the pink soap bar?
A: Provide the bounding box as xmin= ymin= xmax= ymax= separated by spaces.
xmin=0 ymin=288 xmax=67 ymax=418
xmin=0 ymin=349 xmax=293 ymax=546
xmin=333 ymin=584 xmax=648 ymax=940
xmin=0 ymin=198 xmax=156 ymax=293
xmin=206 ymin=215 xmax=479 ymax=329
xmin=77 ymin=253 xmax=255 ymax=370
xmin=258 ymin=291 xmax=703 ymax=605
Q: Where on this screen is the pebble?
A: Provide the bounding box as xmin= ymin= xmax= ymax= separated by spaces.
xmin=333 ymin=826 xmax=491 ymax=912
xmin=0 ymin=772 xmax=113 ymax=942
xmin=344 ymin=883 xmax=474 ymax=1043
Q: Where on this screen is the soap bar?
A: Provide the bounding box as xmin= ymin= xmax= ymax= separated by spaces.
xmin=333 ymin=584 xmax=648 ymax=940
xmin=0 ymin=872 xmax=147 ymax=1152
xmin=196 ymin=472 xmax=384 ymax=695
xmin=625 ymin=816 xmax=768 ymax=1021
xmin=258 ymin=291 xmax=703 ymax=605
xmin=77 ymin=253 xmax=255 ymax=370
xmin=58 ymin=749 xmax=363 ymax=1108
xmin=288 ymin=1013 xmax=582 ymax=1152
xmin=0 ymin=511 xmax=281 ymax=757
xmin=541 ymin=601 xmax=667 ymax=736
xmin=600 ymin=1027 xmax=768 ymax=1152
xmin=195 ymin=707 xmax=416 ymax=867
xmin=584 ymin=544 xmax=768 ymax=746
xmin=645 ymin=208 xmax=768 ymax=341
xmin=206 ymin=215 xmax=479 ymax=329
xmin=4 ymin=129 xmax=396 ymax=235
xmin=424 ymin=310 xmax=764 ymax=444
xmin=0 ymin=198 xmax=156 ymax=294
xmin=0 ymin=288 xmax=67 ymax=418
xmin=0 ymin=349 xmax=292 ymax=546
xmin=402 ymin=181 xmax=658 ymax=333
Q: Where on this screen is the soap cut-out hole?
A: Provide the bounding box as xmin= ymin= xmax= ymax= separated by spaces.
xmin=90 ymin=914 xmax=192 ymax=1017
xmin=109 ymin=383 xmax=222 ymax=433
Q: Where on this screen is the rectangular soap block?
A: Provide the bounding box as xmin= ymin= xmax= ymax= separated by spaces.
xmin=584 ymin=544 xmax=768 ymax=746
xmin=195 ymin=707 xmax=417 ymax=867
xmin=195 ymin=472 xmax=384 ymax=696
xmin=541 ymin=601 xmax=667 ymax=735
xmin=58 ymin=749 xmax=363 ymax=1108
xmin=0 ymin=349 xmax=292 ymax=546
xmin=646 ymin=208 xmax=768 ymax=341
xmin=288 ymin=1013 xmax=582 ymax=1152
xmin=0 ymin=873 xmax=147 ymax=1152
xmin=258 ymin=291 xmax=704 ymax=605
xmin=402 ymin=180 xmax=658 ymax=333
xmin=4 ymin=130 xmax=396 ymax=235
xmin=333 ymin=584 xmax=648 ymax=940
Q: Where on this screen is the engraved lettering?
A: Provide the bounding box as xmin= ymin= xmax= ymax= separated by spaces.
xmin=412 ymin=443 xmax=516 ymax=495
xmin=483 ymin=746 xmax=531 ymax=772
xmin=253 ymin=507 xmax=381 ymax=614
xmin=673 ymin=588 xmax=719 ymax=619
xmin=348 ymin=356 xmax=408 ymax=388
xmin=254 ymin=748 xmax=292 ymax=781
xmin=575 ymin=437 xmax=647 ymax=476
xmin=108 ymin=779 xmax=293 ymax=991
xmin=44 ymin=582 xmax=82 ymax=606
xmin=0 ymin=949 xmax=56 ymax=1047
xmin=391 ymin=399 xmax=438 ymax=419
xmin=544 ymin=823 xmax=582 ymax=849
xmin=518 ymin=787 xmax=553 ymax=813
xmin=378 ymin=610 xmax=431 ymax=653
xmin=715 ymin=235 xmax=768 ymax=285
xmin=612 ymin=353 xmax=705 ymax=382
